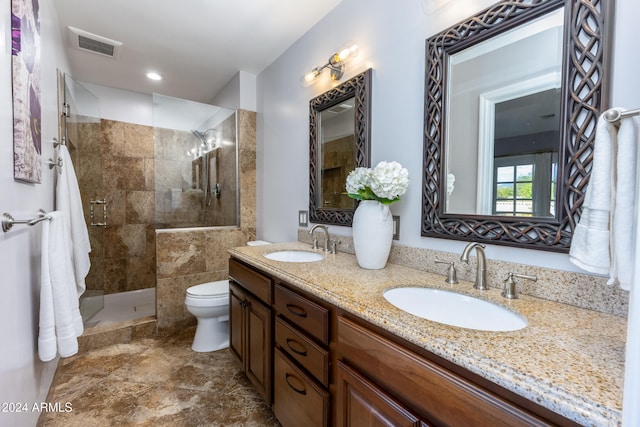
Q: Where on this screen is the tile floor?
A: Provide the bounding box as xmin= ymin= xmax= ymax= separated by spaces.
xmin=38 ymin=326 xmax=280 ymax=426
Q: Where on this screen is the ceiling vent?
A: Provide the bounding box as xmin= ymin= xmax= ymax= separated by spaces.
xmin=67 ymin=26 xmax=122 ymax=58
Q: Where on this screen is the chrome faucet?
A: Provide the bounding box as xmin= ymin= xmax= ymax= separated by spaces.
xmin=309 ymin=224 xmax=330 ymax=252
xmin=460 ymin=242 xmax=489 ymax=290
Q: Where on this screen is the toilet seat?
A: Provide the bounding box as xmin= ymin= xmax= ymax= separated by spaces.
xmin=187 ymin=281 xmax=229 ymax=299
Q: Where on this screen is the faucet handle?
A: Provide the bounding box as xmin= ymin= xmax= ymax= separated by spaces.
xmin=330 ymin=239 xmax=341 ymax=254
xmin=502 ymin=272 xmax=537 ymax=299
xmin=435 ymin=258 xmax=458 ymax=284
xmin=311 ymin=236 xmax=319 ymax=250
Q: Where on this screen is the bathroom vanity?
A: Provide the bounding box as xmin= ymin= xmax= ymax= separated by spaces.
xmin=228 ymin=242 xmax=626 ymax=426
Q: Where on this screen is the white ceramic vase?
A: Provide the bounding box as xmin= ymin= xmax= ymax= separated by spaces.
xmin=352 ymin=200 xmax=394 ymax=269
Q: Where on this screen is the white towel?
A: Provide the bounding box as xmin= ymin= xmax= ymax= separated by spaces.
xmin=570 ymin=111 xmax=638 ymax=290
xmin=608 ymin=117 xmax=638 ymax=290
xmin=38 ymin=212 xmax=83 ymax=361
xmin=56 ymin=145 xmax=91 ymax=296
xmin=569 ymin=115 xmax=614 ymax=275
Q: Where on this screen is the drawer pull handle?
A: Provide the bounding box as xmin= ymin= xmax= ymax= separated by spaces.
xmin=285 ymin=373 xmax=307 ymax=395
xmin=286 ymin=338 xmax=308 ymax=356
xmin=286 ymin=303 xmax=307 ymax=318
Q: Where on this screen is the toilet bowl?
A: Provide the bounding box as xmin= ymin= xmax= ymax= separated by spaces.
xmin=185 ymin=280 xmax=229 ymax=352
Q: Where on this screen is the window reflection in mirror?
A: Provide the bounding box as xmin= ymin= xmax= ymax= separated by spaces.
xmin=444 ymin=7 xmax=563 ymax=218
xmin=318 ymin=98 xmax=356 ymax=209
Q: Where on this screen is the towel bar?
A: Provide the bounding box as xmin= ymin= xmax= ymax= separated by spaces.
xmin=603 ymin=107 xmax=640 ymax=125
xmin=1 ymin=210 xmax=50 ymax=233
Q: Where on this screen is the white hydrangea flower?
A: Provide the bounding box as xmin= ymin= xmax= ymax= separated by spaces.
xmin=369 ymin=161 xmax=409 ymax=200
xmin=344 ymin=161 xmax=409 ymax=203
xmin=345 ymin=167 xmax=371 ymax=194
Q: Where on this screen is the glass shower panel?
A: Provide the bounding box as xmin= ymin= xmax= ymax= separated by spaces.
xmin=152 ymin=94 xmax=239 ymax=228
xmin=61 ymin=74 xmax=104 ymax=322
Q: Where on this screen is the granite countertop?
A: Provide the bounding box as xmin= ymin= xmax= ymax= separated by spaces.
xmin=228 ymin=242 xmax=627 ymax=427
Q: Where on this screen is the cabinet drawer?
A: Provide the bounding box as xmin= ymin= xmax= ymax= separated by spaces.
xmin=338 ymin=316 xmax=553 ymax=427
xmin=273 ymin=348 xmax=329 ymax=427
xmin=274 ymin=284 xmax=329 ymax=345
xmin=275 ymin=317 xmax=330 ymax=386
xmin=229 ymin=258 xmax=272 ymax=304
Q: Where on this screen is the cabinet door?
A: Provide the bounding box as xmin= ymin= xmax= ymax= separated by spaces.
xmin=338 ymin=316 xmax=555 ymax=427
xmin=245 ymin=292 xmax=273 ymax=403
xmin=273 ymin=348 xmax=329 ymax=427
xmin=229 ymin=281 xmax=246 ymax=363
xmin=336 ymin=361 xmax=424 ymax=427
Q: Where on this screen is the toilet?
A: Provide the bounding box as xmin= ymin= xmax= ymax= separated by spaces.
xmin=185 ymin=240 xmax=271 ymax=352
xmin=185 ymin=280 xmax=230 ymax=352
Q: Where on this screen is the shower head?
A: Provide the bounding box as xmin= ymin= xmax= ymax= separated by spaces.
xmin=191 ymin=128 xmax=217 ymax=151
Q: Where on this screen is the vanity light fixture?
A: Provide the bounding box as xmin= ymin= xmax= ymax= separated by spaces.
xmin=304 ymin=43 xmax=359 ymax=83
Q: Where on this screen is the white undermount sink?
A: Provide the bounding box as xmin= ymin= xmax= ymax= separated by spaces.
xmin=383 ymin=287 xmax=527 ymax=332
xmin=264 ymin=250 xmax=324 ymax=263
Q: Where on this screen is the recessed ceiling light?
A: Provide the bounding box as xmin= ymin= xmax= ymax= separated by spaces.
xmin=146 ymin=72 xmax=162 ymax=81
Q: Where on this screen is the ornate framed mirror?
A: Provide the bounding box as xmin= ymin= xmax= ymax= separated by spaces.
xmin=422 ymin=0 xmax=611 ymax=251
xmin=309 ymin=68 xmax=372 ymax=226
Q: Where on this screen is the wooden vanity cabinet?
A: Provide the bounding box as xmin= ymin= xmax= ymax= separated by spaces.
xmin=228 ymin=257 xmax=578 ymax=427
xmin=228 ymin=259 xmax=273 ymax=403
xmin=337 ymin=315 xmax=578 ymax=427
xmin=272 ymin=283 xmax=331 ymax=427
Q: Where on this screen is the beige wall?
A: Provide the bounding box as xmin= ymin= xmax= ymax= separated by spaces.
xmin=155 ymin=110 xmax=256 ymax=328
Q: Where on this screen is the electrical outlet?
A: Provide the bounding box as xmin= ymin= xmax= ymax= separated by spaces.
xmin=298 ymin=210 xmax=308 ymax=227
xmin=392 ymin=215 xmax=400 ymax=240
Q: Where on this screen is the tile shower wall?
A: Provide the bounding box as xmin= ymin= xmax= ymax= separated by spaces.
xmin=154 ymin=112 xmax=238 ymax=228
xmin=155 ymin=110 xmax=257 ymax=329
xmin=73 ymin=118 xmax=157 ymax=295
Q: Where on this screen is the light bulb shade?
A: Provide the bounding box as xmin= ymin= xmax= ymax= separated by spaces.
xmin=338 ymin=44 xmax=358 ymax=62
xmin=304 ymin=67 xmax=322 ymax=83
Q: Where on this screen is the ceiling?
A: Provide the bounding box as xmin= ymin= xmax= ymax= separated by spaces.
xmin=51 ymin=0 xmax=343 ymax=104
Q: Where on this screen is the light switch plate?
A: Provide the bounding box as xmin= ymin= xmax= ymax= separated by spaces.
xmin=298 ymin=210 xmax=308 ymax=227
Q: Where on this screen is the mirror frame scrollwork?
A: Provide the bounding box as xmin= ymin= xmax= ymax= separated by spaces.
xmin=422 ymin=0 xmax=612 ymax=252
xmin=309 ymin=68 xmax=372 ymax=226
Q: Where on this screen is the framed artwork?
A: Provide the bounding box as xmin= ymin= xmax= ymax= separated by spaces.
xmin=11 ymin=0 xmax=41 ymax=183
